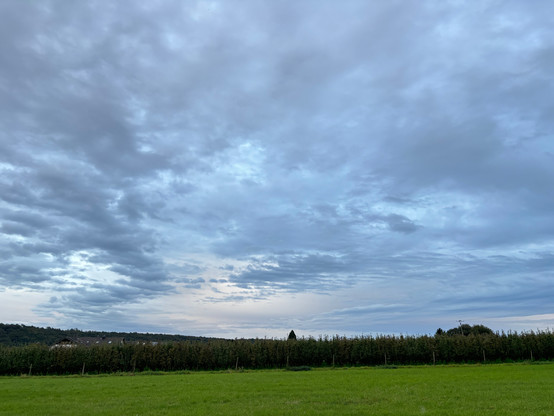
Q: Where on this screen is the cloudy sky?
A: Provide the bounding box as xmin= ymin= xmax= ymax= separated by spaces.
xmin=1 ymin=0 xmax=553 ymax=338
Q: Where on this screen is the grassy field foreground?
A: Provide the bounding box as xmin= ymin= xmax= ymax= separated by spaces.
xmin=1 ymin=363 xmax=553 ymax=415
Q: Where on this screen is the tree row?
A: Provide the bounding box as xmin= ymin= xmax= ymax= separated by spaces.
xmin=1 ymin=330 xmax=552 ymax=375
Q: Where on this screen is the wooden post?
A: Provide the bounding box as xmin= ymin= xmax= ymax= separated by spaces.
xmin=483 ymin=350 xmax=486 ymax=363
xmin=28 ymin=364 xmax=32 ymax=376
xmin=384 ymin=353 xmax=387 ymax=366
xmin=332 ymin=354 xmax=335 ymax=367
xmin=432 ymin=351 xmax=436 ymax=365
xmin=235 ymin=357 xmax=239 ymax=371
xmin=530 ymin=350 xmax=533 ymax=361
xmin=286 ymin=355 xmax=289 ymax=368
xmin=81 ymin=362 xmax=85 ymax=376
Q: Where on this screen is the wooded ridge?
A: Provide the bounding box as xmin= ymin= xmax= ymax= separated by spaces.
xmin=0 ymin=323 xmax=217 ymax=346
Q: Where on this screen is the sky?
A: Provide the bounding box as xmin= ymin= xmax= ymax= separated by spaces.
xmin=1 ymin=0 xmax=553 ymax=339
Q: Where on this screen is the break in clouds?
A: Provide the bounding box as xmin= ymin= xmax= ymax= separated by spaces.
xmin=1 ymin=0 xmax=553 ymax=337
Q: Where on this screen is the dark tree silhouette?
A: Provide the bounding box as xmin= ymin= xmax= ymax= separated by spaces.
xmin=444 ymin=324 xmax=494 ymax=336
xmin=288 ymin=330 xmax=297 ymax=340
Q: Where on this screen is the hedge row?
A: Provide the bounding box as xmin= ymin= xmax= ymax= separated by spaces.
xmin=1 ymin=331 xmax=552 ymax=375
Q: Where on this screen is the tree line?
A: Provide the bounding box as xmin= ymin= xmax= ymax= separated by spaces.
xmin=1 ymin=329 xmax=552 ymax=375
xmin=0 ymin=323 xmax=216 ymax=346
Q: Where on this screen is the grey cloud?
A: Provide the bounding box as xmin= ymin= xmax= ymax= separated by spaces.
xmin=383 ymin=214 xmax=419 ymax=234
xmin=219 ymin=265 xmax=234 ymax=271
xmin=3 ymin=210 xmax=55 ymax=230
xmin=5 ymin=241 xmax=65 ymax=259
xmin=0 ymin=263 xmax=51 ymax=285
xmin=229 ymin=251 xmax=368 ymax=293
xmin=168 ymin=263 xmax=204 ymax=276
xmin=0 ymin=221 xmax=35 ymax=237
xmin=176 ymin=277 xmax=205 ymax=289
xmin=434 ymin=279 xmax=554 ymax=317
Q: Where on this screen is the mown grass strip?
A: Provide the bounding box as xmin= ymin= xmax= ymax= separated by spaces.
xmin=0 ymin=363 xmax=552 ymax=415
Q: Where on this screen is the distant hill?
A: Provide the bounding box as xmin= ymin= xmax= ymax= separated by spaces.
xmin=0 ymin=323 xmax=218 ymax=346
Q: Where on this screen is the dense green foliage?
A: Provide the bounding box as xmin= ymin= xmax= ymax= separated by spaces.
xmin=436 ymin=324 xmax=494 ymax=337
xmin=0 ymin=330 xmax=552 ymax=375
xmin=0 ymin=323 xmax=215 ymax=346
xmin=1 ymin=364 xmax=553 ymax=415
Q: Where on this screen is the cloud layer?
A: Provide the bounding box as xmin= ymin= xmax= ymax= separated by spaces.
xmin=1 ymin=0 xmax=553 ymax=337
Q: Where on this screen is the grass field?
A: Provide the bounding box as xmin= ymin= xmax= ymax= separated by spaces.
xmin=1 ymin=363 xmax=552 ymax=415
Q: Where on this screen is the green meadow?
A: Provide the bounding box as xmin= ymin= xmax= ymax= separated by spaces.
xmin=1 ymin=363 xmax=552 ymax=415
